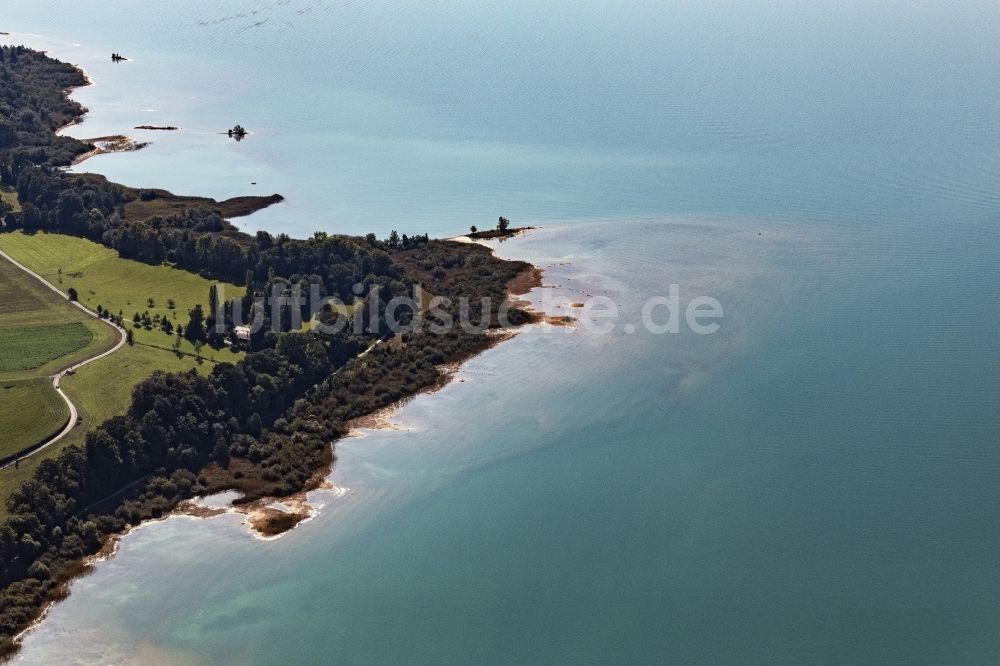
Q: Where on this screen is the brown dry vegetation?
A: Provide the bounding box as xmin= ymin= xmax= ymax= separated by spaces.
xmin=123 ymin=191 xmax=284 ymax=222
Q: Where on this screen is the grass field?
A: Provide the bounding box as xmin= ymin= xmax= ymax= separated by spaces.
xmin=0 ymin=322 xmax=93 ymax=373
xmin=0 ymin=344 xmax=219 ymax=518
xmin=0 ymin=378 xmax=69 ymax=461
xmin=0 ymin=233 xmax=247 ymax=517
xmin=0 ymin=251 xmax=118 ymax=471
xmin=0 ymin=231 xmax=243 ymax=363
xmin=0 ymin=186 xmax=20 ymax=213
xmin=60 ymin=343 xmax=216 ymax=445
xmin=0 ymin=255 xmax=118 ymax=381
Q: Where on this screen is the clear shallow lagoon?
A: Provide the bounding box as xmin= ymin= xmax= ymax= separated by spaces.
xmin=5 ymin=1 xmax=1000 ymax=663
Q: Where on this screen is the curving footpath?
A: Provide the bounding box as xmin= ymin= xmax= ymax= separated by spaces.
xmin=0 ymin=248 xmax=127 ymax=470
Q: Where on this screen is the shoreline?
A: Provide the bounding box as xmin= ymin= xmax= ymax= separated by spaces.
xmin=8 ymin=259 xmax=548 ymax=653
xmin=164 ymin=261 xmax=542 ymax=539
xmin=471 ymin=238 xmax=576 ymax=327
xmin=53 ymin=58 xmax=284 ymax=219
xmin=0 ymin=40 xmax=547 ymax=659
xmin=71 ymin=134 xmax=149 ymax=165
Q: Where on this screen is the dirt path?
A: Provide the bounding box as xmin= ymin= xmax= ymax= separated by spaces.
xmin=0 ymin=248 xmax=127 ymax=469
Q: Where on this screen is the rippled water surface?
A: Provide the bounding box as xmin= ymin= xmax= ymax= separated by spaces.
xmin=8 ymin=1 xmax=1000 ymax=236
xmin=5 ymin=1 xmax=1000 ymax=663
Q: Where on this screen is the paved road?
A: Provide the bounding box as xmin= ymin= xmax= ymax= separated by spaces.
xmin=0 ymin=248 xmax=127 ymax=470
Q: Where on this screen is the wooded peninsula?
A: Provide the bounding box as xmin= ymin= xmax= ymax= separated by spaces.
xmin=0 ymin=44 xmax=537 ymax=657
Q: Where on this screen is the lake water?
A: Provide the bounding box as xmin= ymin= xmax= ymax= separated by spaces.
xmin=5 ymin=1 xmax=1000 ymax=663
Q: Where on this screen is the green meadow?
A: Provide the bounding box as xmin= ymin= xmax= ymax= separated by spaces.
xmin=0 ymin=231 xmax=244 ymax=363
xmin=0 ymin=322 xmax=93 ymax=374
xmin=0 ymin=378 xmax=69 ymax=461
xmin=0 ymin=255 xmax=116 ymax=381
xmin=0 ymin=252 xmax=116 ymax=462
xmin=0 ymin=325 xmax=222 ymax=519
xmin=60 ymin=343 xmax=214 ymax=447
xmin=0 ymin=232 xmax=243 ymax=515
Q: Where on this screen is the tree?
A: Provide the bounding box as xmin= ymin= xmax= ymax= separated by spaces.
xmin=207 ymin=284 xmax=221 ymax=342
xmin=242 ymin=270 xmax=255 ymax=321
xmin=67 ymin=287 xmax=78 ymax=301
xmin=212 ymin=437 xmax=230 ymax=467
xmin=125 ymin=329 xmax=134 ymax=345
xmin=0 ymin=119 xmax=15 ymax=149
xmin=255 ymin=230 xmax=274 ymax=250
xmin=497 ymin=216 xmax=510 ymax=232
xmin=469 ymin=225 xmax=477 ymax=234
xmin=387 ymin=230 xmax=400 ymax=249
xmin=53 ymin=190 xmax=84 ymax=230
xmin=208 ymin=284 xmax=220 ymax=320
xmin=247 ymin=412 xmax=263 ymax=436
xmin=185 ymin=304 xmax=206 ymax=342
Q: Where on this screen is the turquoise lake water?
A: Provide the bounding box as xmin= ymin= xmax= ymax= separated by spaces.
xmin=5 ymin=1 xmax=1000 ymax=663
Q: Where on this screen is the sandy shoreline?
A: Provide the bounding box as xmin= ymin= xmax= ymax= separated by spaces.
xmin=160 ymin=260 xmax=542 ymax=539
xmin=176 ymin=485 xmax=329 ymax=540
xmin=346 ymin=329 xmax=516 ymax=436
xmin=471 ymin=237 xmax=577 ymax=326
xmin=58 ymin=260 xmax=542 ymax=540
xmin=72 ymin=135 xmax=149 ymax=165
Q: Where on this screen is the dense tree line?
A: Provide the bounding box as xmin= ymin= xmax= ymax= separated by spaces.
xmin=0 ymin=328 xmax=365 ymax=644
xmin=0 ymin=238 xmax=528 ymax=651
xmin=0 ymin=45 xmax=91 ymax=171
xmin=8 ymin=167 xmax=406 ymax=299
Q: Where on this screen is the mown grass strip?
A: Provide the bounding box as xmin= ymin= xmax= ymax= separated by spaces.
xmin=0 ymin=378 xmax=68 ymax=461
xmin=0 ymin=322 xmax=93 ymax=373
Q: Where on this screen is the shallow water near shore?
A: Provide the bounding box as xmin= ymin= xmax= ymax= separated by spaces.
xmin=6 ymin=1 xmax=1000 ymax=663
xmin=16 ymin=217 xmax=1000 ymax=663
